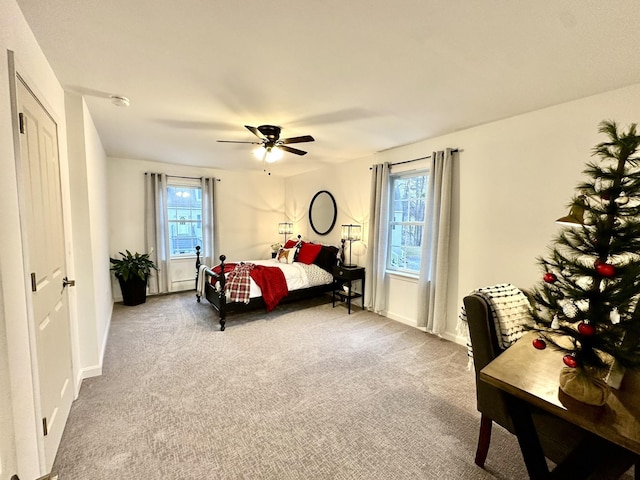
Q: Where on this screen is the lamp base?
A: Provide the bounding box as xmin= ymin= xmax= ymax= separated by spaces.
xmin=342 ymin=264 xmax=358 ymax=268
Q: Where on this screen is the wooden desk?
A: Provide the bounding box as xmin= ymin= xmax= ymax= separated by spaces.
xmin=480 ymin=332 xmax=640 ymax=478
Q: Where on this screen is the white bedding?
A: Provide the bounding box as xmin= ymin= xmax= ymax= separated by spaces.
xmin=214 ymin=259 xmax=333 ymax=299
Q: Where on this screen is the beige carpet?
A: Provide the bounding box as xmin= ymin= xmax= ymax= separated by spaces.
xmin=52 ymin=291 xmax=534 ymax=479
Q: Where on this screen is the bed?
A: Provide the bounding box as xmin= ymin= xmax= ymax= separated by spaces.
xmin=195 ymin=238 xmax=341 ymax=330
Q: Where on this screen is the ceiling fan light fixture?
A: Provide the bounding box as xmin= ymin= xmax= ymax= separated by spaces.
xmin=253 ymin=146 xmax=283 ymax=163
xmin=266 ymin=146 xmax=283 ymax=163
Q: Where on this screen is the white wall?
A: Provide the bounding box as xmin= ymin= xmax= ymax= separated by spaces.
xmin=65 ymin=92 xmax=113 ymax=381
xmin=286 ymin=82 xmax=640 ymax=343
xmin=0 ymin=0 xmax=72 ymax=476
xmin=82 ymin=100 xmax=114 ymax=371
xmin=107 ymin=157 xmax=286 ymax=299
xmin=285 ymin=157 xmax=371 ymax=253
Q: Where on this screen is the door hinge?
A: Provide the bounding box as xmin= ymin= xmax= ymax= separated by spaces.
xmin=19 ymin=112 xmax=25 ymax=134
xmin=31 ymin=272 xmax=37 ymax=292
xmin=42 ymin=417 xmax=48 ymax=436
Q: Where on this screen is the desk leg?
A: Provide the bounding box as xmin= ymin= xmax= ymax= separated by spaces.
xmin=506 ymin=394 xmax=637 ymax=479
xmin=505 ymin=396 xmax=550 ymax=479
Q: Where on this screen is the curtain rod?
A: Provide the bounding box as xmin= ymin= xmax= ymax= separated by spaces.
xmin=368 ymin=148 xmax=461 ymax=170
xmin=144 ymin=173 xmax=221 ymax=181
xmin=391 ymin=148 xmax=461 ymax=167
xmin=168 ymin=175 xmax=221 ymax=181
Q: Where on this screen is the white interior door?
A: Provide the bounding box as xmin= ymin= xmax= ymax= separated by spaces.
xmin=17 ymin=77 xmax=74 ymax=471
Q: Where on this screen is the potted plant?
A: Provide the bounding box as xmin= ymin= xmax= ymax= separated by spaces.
xmin=270 ymin=242 xmax=282 ymax=258
xmin=110 ymin=250 xmax=158 ymax=306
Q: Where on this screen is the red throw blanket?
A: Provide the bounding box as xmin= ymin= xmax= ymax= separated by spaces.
xmin=250 ymin=265 xmax=288 ymax=312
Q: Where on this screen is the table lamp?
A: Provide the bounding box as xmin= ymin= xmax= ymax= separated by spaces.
xmin=341 ymin=224 xmax=361 ymax=267
xmin=278 ymin=222 xmax=293 ymax=243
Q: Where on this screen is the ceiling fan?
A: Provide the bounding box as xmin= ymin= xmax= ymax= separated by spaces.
xmin=217 ymin=125 xmax=315 ymax=162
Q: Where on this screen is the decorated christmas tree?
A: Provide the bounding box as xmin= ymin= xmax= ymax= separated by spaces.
xmin=529 ymin=121 xmax=640 ymax=386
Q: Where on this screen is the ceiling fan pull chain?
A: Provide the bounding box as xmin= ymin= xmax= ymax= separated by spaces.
xmin=262 ymin=148 xmax=271 ymax=175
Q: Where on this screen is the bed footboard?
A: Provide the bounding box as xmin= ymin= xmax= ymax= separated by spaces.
xmin=195 ymin=248 xmax=228 ymax=330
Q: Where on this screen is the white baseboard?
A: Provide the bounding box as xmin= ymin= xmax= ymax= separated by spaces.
xmin=384 ymin=311 xmax=467 ymax=347
xmin=99 ymin=302 xmax=113 ymax=368
xmin=74 ymin=303 xmax=112 ymax=395
xmin=81 ymin=364 xmax=102 ymax=379
xmin=384 ymin=311 xmax=426 ymax=331
xmin=441 ymin=332 xmax=467 ymax=347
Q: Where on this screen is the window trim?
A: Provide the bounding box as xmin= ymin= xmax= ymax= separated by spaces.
xmin=166 ymin=178 xmax=203 ymax=259
xmin=386 ymin=169 xmax=429 ymax=275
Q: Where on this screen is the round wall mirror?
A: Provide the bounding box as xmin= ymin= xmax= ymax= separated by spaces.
xmin=309 ymin=190 xmax=337 ymax=236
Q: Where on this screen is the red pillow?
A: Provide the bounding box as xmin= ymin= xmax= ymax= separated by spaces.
xmin=284 ymin=239 xmax=298 ymax=249
xmin=296 ymin=242 xmax=322 ymax=264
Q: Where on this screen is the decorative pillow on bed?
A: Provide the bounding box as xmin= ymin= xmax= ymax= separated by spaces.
xmin=313 ymin=245 xmax=339 ymax=272
xmin=296 ymin=242 xmax=323 ymax=264
xmin=284 ymin=239 xmax=298 ymax=249
xmin=276 ymin=247 xmax=296 ymax=264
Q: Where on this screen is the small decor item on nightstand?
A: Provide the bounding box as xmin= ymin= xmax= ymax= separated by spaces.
xmin=337 ymin=239 xmax=345 ymax=266
xmin=342 ymin=284 xmax=350 ymax=295
xmin=270 ymin=242 xmax=282 ymax=258
xmin=341 ymin=224 xmax=362 ymax=268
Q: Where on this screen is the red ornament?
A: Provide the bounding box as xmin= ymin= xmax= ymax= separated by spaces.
xmin=543 ymin=272 xmax=557 ymax=283
xmin=563 ymin=354 xmax=578 ymax=368
xmin=532 ymin=338 xmax=547 ymax=350
xmin=595 ymin=262 xmax=616 ymax=278
xmin=577 ymin=321 xmax=596 ymax=337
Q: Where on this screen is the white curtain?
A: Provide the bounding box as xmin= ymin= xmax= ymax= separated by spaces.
xmin=144 ymin=172 xmax=171 ymax=294
xmin=417 ymin=149 xmax=454 ymax=333
xmin=201 ymin=177 xmax=218 ymax=267
xmin=364 ymin=162 xmax=391 ymax=313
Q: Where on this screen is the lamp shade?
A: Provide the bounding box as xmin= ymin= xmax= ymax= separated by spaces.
xmin=278 ymin=222 xmax=293 ymax=235
xmin=341 ymin=224 xmax=362 ymax=241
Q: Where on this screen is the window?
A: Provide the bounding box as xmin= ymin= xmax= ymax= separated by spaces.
xmin=388 ymin=171 xmax=428 ymax=274
xmin=167 ymin=184 xmax=202 ymax=257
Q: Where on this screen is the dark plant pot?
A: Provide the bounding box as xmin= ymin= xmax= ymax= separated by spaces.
xmin=117 ymin=276 xmax=148 ymax=306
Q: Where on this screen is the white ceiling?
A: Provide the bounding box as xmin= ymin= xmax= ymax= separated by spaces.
xmin=15 ymin=0 xmax=640 ymax=176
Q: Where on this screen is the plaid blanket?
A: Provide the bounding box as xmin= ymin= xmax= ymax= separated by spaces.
xmin=225 ymin=263 xmax=254 ymax=304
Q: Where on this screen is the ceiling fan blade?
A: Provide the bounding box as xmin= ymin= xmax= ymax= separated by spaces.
xmin=217 ymin=140 xmax=262 ymax=144
xmin=281 ymin=135 xmax=315 ymax=145
xmin=245 ymin=125 xmax=264 ymax=139
xmin=279 ymin=145 xmax=308 ymax=156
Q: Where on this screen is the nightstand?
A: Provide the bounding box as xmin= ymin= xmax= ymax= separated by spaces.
xmin=332 ymin=266 xmax=365 ymax=314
